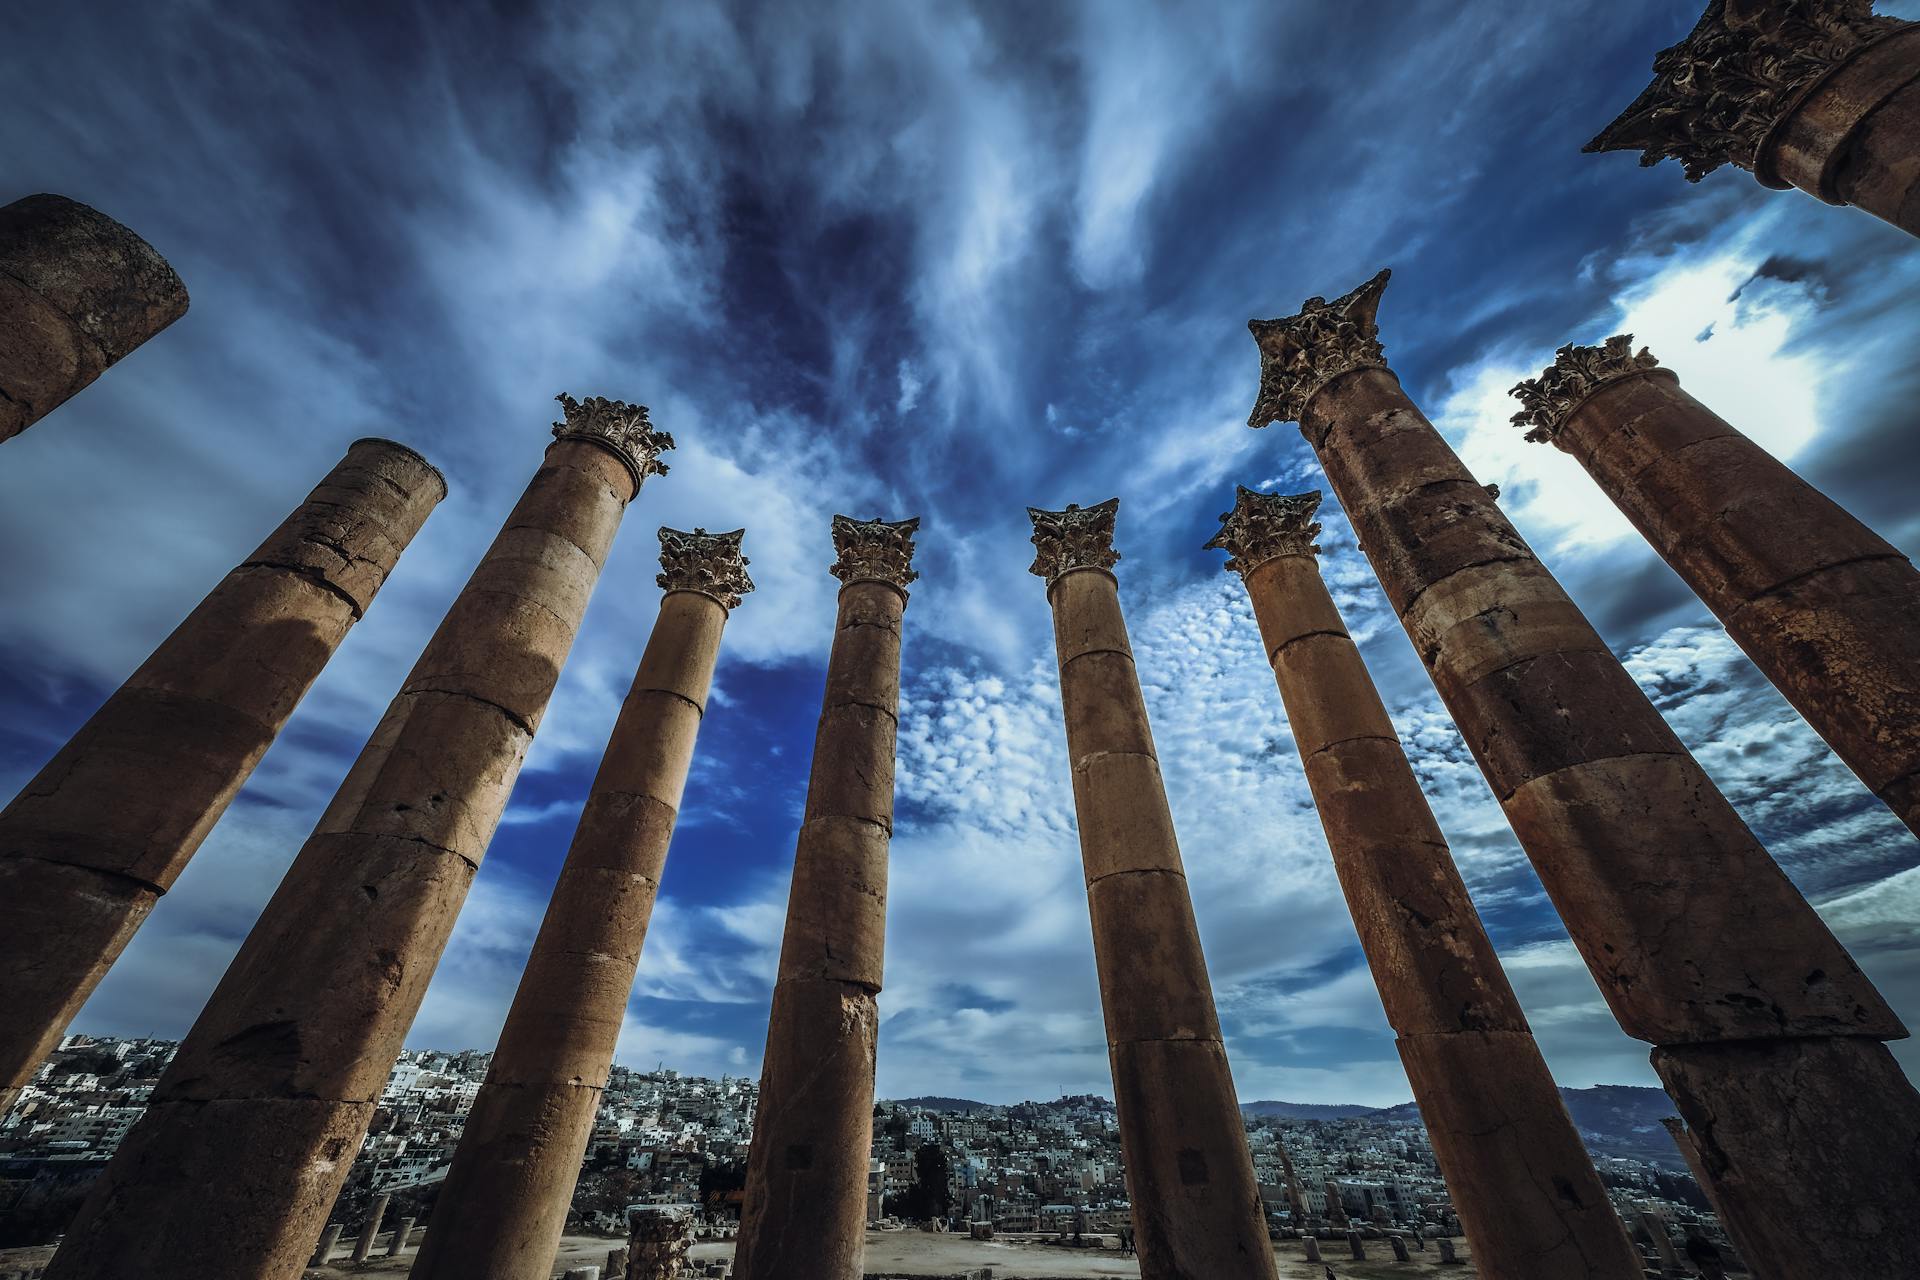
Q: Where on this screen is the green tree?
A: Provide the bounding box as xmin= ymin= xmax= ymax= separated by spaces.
xmin=907 ymin=1142 xmax=952 ymax=1221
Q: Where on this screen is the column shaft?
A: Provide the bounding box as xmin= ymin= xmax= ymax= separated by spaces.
xmin=0 ymin=194 xmax=189 ymax=442
xmin=1300 ymin=360 xmax=1920 ymax=1276
xmin=1762 ymin=26 xmax=1920 ymax=237
xmin=1530 ymin=361 xmax=1920 ymax=838
xmin=352 ymin=1194 xmax=390 ymax=1264
xmin=1040 ymin=548 xmax=1275 ymax=1280
xmin=734 ymin=567 xmax=909 ymax=1280
xmin=1588 ymin=5 xmax=1920 ymax=241
xmin=43 ymin=425 xmax=648 ymax=1280
xmin=412 ymin=586 xmax=735 ymax=1280
xmin=0 ymin=438 xmax=444 ymax=1109
xmin=1232 ymin=537 xmax=1640 ymax=1280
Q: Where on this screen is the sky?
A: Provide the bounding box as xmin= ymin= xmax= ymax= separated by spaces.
xmin=5 ymin=0 xmax=1920 ymax=1108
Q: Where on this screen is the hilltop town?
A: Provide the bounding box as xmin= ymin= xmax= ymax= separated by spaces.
xmin=3 ymin=1034 xmax=1719 ymax=1265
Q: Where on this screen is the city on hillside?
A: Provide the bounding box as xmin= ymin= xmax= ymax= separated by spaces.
xmin=3 ymin=1034 xmax=1735 ymax=1272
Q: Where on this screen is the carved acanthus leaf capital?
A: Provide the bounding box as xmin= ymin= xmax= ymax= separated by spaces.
xmin=1247 ymin=269 xmax=1392 ymax=428
xmin=552 ymin=392 xmax=674 ymax=492
xmin=829 ymin=514 xmax=920 ymax=592
xmin=1205 ymin=487 xmax=1322 ymax=574
xmin=1586 ymin=0 xmax=1905 ymax=182
xmin=656 ymin=527 xmax=754 ymax=610
xmin=1027 ymin=498 xmax=1121 ymax=584
xmin=1510 ymin=335 xmax=1662 ymax=443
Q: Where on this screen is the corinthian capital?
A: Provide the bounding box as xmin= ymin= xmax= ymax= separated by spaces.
xmin=552 ymin=392 xmax=674 ymax=493
xmin=1205 ymin=487 xmax=1322 ymax=574
xmin=1510 ymin=336 xmax=1662 ymax=443
xmin=829 ymin=514 xmax=920 ymax=593
xmin=1247 ymin=269 xmax=1392 ymax=428
xmin=1586 ymin=0 xmax=1905 ymax=182
xmin=1027 ymin=498 xmax=1121 ymax=585
xmin=657 ymin=527 xmax=754 ymax=610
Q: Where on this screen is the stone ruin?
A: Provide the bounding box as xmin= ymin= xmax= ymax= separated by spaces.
xmin=626 ymin=1205 xmax=696 ymax=1280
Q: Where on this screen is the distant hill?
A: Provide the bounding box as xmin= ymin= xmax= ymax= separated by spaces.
xmin=1242 ymin=1085 xmax=1688 ymax=1169
xmin=886 ymin=1086 xmax=1685 ymax=1168
xmin=1240 ymin=1100 xmax=1380 ymax=1120
xmin=888 ymin=1096 xmax=994 ymax=1114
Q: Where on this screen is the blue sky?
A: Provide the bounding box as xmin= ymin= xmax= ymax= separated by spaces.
xmin=6 ymin=0 xmax=1920 ymax=1106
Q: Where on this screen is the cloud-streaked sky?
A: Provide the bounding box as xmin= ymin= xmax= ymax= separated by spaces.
xmin=7 ymin=0 xmax=1920 ymax=1107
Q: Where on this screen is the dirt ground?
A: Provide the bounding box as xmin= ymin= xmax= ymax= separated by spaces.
xmin=2 ymin=1229 xmax=1477 ymax=1278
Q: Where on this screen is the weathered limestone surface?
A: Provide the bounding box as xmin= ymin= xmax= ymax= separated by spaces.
xmin=1588 ymin=1 xmax=1920 ymax=238
xmin=1030 ymin=499 xmax=1276 ymax=1280
xmin=1513 ymin=339 xmax=1920 ymax=839
xmin=43 ymin=396 xmax=665 ymax=1280
xmin=1655 ymin=1036 xmax=1920 ymax=1278
xmin=0 ymin=437 xmax=444 ymax=1110
xmin=734 ymin=516 xmax=917 ymax=1280
xmin=1210 ymin=489 xmax=1640 ymax=1280
xmin=411 ymin=529 xmax=749 ymax=1280
xmin=1248 ymin=271 xmax=1920 ymax=1277
xmin=0 ymin=193 xmax=189 ymax=441
xmin=627 ymin=1207 xmax=692 ymax=1280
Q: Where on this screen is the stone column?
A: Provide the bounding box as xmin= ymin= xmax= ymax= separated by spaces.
xmin=1027 ymin=499 xmax=1276 ymax=1280
xmin=386 ymin=1216 xmax=416 ymax=1257
xmin=0 ymin=437 xmax=444 ymax=1110
xmin=1511 ymin=337 xmax=1920 ymax=839
xmin=629 ymin=1205 xmax=694 ymax=1280
xmin=0 ymin=194 xmax=189 ymax=442
xmin=309 ymin=1224 xmax=343 ymax=1267
xmin=1208 ymin=487 xmax=1643 ymax=1280
xmin=1588 ymin=1 xmax=1920 ymax=239
xmin=1324 ymin=1180 xmax=1348 ymax=1229
xmin=733 ymin=515 xmax=918 ymax=1280
xmin=1247 ymin=270 xmax=1920 ymax=1278
xmin=351 ymin=1194 xmax=390 ymax=1264
xmin=43 ymin=393 xmax=667 ymax=1280
xmin=412 ymin=528 xmax=752 ymax=1280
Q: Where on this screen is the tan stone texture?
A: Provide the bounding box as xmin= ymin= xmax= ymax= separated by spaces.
xmin=411 ymin=1079 xmax=602 ymax=1278
xmin=1400 ymin=1032 xmax=1637 ymax=1280
xmin=736 ymin=579 xmax=906 ymax=1280
xmin=1238 ymin=551 xmax=1638 ymax=1278
xmin=1653 ymin=1036 xmax=1920 ymax=1279
xmin=0 ymin=193 xmax=189 ymax=441
xmin=1084 ymin=869 xmax=1223 ymax=1046
xmin=1047 ymin=568 xmax=1275 ymax=1280
xmin=43 ymin=437 xmax=633 ymax=1280
xmin=1554 ymin=371 xmax=1920 ymax=840
xmin=1763 ymin=26 xmax=1920 ymax=238
xmin=0 ymin=438 xmax=442 ymax=1108
xmin=1299 ymin=361 xmax=1919 ymax=1273
xmin=735 ymin=979 xmax=883 ymax=1280
xmin=1106 ymin=1038 xmax=1275 ymax=1278
xmin=54 ymin=1095 xmax=377 ymax=1280
xmin=1304 ymin=365 xmax=1895 ymax=1044
xmin=410 ymin=590 xmax=729 ymax=1280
